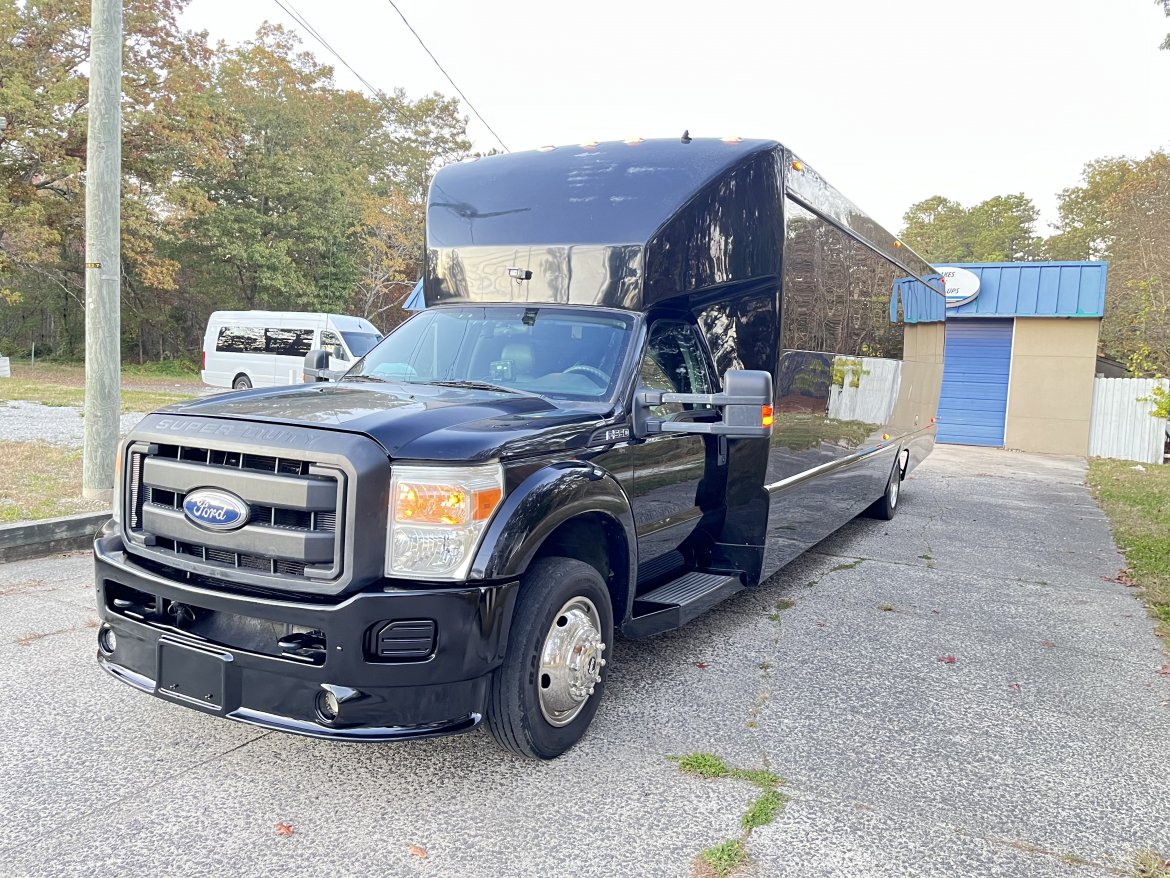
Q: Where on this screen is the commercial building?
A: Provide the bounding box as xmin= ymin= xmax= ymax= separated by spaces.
xmin=936 ymin=261 xmax=1107 ymax=456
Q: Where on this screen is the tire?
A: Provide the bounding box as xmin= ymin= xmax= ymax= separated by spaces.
xmin=487 ymin=557 xmax=613 ymax=759
xmin=863 ymin=459 xmax=902 ymax=521
xmin=232 ymin=374 xmax=252 ymax=390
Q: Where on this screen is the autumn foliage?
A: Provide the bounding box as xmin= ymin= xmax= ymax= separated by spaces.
xmin=0 ymin=0 xmax=469 ymax=361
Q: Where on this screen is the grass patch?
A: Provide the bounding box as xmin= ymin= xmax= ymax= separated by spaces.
xmin=672 ymin=752 xmax=732 ymax=779
xmin=0 ymin=442 xmax=106 ymax=523
xmin=775 ymin=599 xmax=796 ymax=611
xmin=0 ymin=364 xmax=196 ymax=412
xmin=697 ymin=839 xmax=748 ymax=878
xmin=122 ymin=359 xmax=200 ymax=378
xmin=1134 ymin=849 xmax=1170 ymax=878
xmin=1087 ymin=459 xmax=1170 ymax=642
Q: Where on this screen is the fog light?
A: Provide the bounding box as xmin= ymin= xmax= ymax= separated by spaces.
xmin=97 ymin=625 xmax=117 ymax=655
xmin=315 ymin=689 xmax=340 ymax=723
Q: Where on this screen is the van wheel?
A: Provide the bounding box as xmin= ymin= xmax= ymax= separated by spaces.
xmin=864 ymin=462 xmax=902 ymax=521
xmin=487 ymin=557 xmax=612 ymax=759
xmin=232 ymin=374 xmax=252 ymax=390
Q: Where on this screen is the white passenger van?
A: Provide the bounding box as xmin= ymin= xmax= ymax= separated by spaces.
xmin=201 ymin=311 xmax=382 ymax=390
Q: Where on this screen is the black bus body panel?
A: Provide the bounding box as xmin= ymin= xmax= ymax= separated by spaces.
xmin=94 ymin=137 xmax=945 ymax=743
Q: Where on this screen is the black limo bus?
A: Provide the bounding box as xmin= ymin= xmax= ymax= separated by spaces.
xmin=93 ymin=137 xmax=947 ymax=758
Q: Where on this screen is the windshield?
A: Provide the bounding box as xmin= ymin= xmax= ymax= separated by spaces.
xmin=340 ymin=331 xmax=381 ymax=358
xmin=348 ymin=306 xmax=636 ymax=401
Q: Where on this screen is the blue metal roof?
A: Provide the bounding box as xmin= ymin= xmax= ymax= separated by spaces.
xmin=945 ymin=261 xmax=1107 ymax=318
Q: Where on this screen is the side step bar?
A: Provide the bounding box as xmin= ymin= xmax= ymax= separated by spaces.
xmin=622 ymin=570 xmax=745 ymax=639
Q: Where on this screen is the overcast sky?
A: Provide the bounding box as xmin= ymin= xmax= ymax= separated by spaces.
xmin=181 ymin=0 xmax=1170 ymax=235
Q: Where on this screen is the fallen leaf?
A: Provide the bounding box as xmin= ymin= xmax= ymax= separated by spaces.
xmin=1008 ymin=682 xmax=1022 ymax=693
xmin=1102 ymin=569 xmax=1136 ymax=586
xmin=275 ymin=821 xmax=294 ymax=838
xmin=1157 ymin=665 xmax=1170 ymax=676
xmin=937 ymin=655 xmax=957 ymax=665
xmin=409 ymin=844 xmax=429 ymax=859
xmin=693 ymin=661 xmax=710 ymax=669
xmin=1040 ymin=640 xmax=1056 ymax=649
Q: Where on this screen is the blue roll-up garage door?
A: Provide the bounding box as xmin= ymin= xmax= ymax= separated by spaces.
xmin=937 ymin=319 xmax=1013 ymax=446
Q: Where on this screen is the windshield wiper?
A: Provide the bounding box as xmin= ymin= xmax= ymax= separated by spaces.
xmin=341 ymin=374 xmax=388 ymax=383
xmin=426 ymin=379 xmax=520 ymax=393
xmin=423 ymin=379 xmax=546 ymax=400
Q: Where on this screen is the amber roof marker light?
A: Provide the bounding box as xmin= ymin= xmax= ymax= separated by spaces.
xmin=790 ymin=160 xmax=804 ymax=172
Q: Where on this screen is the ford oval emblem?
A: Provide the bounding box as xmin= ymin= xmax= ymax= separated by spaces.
xmin=183 ymin=489 xmax=250 ymax=531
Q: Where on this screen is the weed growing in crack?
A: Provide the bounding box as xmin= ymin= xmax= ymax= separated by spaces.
xmin=697 ymin=839 xmax=747 ymax=878
xmin=830 ymin=558 xmax=863 ymax=572
xmin=1134 ymin=849 xmax=1170 ymax=878
xmin=670 ymin=753 xmax=788 ymax=877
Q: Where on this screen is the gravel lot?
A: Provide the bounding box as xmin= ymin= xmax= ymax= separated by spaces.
xmin=0 ymin=400 xmax=146 ymax=447
xmin=0 ymin=445 xmax=1167 ymax=878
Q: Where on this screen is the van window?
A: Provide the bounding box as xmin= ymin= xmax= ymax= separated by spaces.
xmin=320 ymin=330 xmax=349 ymax=361
xmin=265 ymin=328 xmax=315 ymax=358
xmin=216 ymin=326 xmax=265 ymax=354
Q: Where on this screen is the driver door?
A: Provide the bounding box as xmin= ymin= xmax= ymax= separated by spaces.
xmin=629 ymin=320 xmax=716 ymax=570
xmin=320 ymin=330 xmax=351 ymax=372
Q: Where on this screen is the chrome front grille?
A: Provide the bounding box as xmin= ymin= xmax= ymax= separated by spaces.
xmin=123 ymin=440 xmax=346 ymax=588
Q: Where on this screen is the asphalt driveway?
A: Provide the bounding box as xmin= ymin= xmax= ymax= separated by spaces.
xmin=1 ymin=445 xmax=1167 ymax=877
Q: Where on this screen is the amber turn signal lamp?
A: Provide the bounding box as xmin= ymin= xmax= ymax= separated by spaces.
xmin=790 ymin=160 xmax=804 ymax=172
xmin=761 ymin=405 xmax=774 ymax=428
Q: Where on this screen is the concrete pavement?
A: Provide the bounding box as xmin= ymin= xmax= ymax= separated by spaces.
xmin=0 ymin=445 xmax=1166 ymax=877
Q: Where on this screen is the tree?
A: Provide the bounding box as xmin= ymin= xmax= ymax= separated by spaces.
xmin=1158 ymin=0 xmax=1170 ymax=50
xmin=899 ymin=194 xmax=1042 ymax=263
xmin=1051 ymin=151 xmax=1170 ymax=376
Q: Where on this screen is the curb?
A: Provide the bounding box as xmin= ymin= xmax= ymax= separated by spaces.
xmin=0 ymin=512 xmax=109 ymax=564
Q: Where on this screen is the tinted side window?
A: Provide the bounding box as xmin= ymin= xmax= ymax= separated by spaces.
xmin=265 ymin=328 xmax=314 ymax=358
xmin=215 ymin=326 xmax=265 ymax=354
xmin=782 ymin=199 xmax=904 ymax=359
xmin=640 ymin=322 xmax=712 ymax=419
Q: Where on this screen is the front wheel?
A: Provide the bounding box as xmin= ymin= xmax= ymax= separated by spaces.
xmin=232 ymin=374 xmax=253 ymax=391
xmin=486 ymin=557 xmax=613 ymax=759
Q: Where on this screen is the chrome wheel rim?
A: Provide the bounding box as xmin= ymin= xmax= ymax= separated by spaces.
xmin=537 ymin=596 xmax=606 ymax=727
xmin=889 ymin=474 xmax=900 ymax=507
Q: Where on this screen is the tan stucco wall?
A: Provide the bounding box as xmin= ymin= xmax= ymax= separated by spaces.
xmin=1005 ymin=317 xmax=1101 ymax=456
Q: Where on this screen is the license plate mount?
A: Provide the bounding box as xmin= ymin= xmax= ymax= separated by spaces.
xmin=157 ymin=639 xmax=230 ymax=711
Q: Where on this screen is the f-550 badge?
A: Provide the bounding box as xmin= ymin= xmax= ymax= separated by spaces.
xmin=591 ymin=426 xmax=630 ymax=445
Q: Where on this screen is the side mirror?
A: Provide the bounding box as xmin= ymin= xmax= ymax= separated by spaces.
xmin=634 ymin=369 xmax=774 ymax=439
xmin=303 ymin=349 xmax=342 ymax=383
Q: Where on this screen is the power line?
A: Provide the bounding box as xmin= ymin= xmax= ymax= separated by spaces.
xmin=272 ymin=0 xmax=383 ymax=97
xmin=382 ymin=0 xmax=509 ymax=153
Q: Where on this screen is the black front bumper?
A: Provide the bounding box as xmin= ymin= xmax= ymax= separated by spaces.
xmin=94 ymin=532 xmax=519 ymax=741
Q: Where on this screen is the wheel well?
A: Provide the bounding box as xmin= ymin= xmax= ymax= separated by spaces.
xmin=530 ymin=513 xmax=630 ymax=625
xmin=233 ymin=372 xmax=249 ymax=385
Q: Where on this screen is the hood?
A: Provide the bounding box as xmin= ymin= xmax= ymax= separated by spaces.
xmin=160 ymin=381 xmax=604 ymax=462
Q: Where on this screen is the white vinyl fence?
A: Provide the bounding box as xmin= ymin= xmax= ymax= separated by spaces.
xmin=1088 ymin=377 xmax=1169 ymax=464
xmin=0 ymin=356 xmax=10 ymax=378
xmin=827 ymin=357 xmax=902 ymax=425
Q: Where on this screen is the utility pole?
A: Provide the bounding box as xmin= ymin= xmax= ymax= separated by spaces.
xmin=82 ymin=0 xmax=122 ymax=501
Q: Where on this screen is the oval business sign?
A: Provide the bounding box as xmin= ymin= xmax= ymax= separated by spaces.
xmin=183 ymin=488 xmax=250 ymax=532
xmin=937 ymin=266 xmax=981 ymax=308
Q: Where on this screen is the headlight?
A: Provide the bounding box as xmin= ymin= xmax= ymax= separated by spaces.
xmin=385 ymin=463 xmax=505 ymax=580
